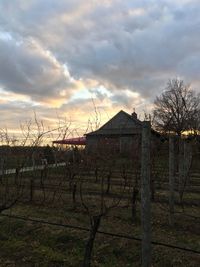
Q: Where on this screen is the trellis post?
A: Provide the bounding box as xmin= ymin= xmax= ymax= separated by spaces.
xmin=141 ymin=121 xmax=151 ymax=267
xmin=169 ymin=136 xmax=175 ymax=226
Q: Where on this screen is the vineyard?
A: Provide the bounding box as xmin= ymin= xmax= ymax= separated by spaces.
xmin=0 ymin=132 xmax=200 ymax=266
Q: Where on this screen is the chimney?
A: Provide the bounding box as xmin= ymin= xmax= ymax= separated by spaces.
xmin=131 ymin=109 xmax=137 ymax=119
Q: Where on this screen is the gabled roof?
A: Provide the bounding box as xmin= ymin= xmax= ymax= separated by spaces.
xmin=86 ymin=110 xmax=143 ymax=136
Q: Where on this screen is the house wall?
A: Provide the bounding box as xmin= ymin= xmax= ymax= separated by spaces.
xmin=86 ymin=136 xmax=120 ymax=154
xmin=86 ymin=136 xmax=98 ymax=152
xmin=120 ymin=136 xmax=132 ymax=154
xmin=86 ymin=134 xmax=141 ymax=155
xmin=120 ymin=135 xmax=141 ymax=154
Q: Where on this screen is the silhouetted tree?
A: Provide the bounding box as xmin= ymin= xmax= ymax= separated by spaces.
xmin=153 ymin=79 xmax=200 ymax=136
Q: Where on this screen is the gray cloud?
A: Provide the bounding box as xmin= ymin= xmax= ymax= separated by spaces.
xmin=0 ymin=35 xmax=78 ymax=103
xmin=0 ymin=0 xmax=200 ymax=131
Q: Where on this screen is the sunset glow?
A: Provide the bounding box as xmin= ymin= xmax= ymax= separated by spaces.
xmin=0 ymin=1 xmax=199 ymax=142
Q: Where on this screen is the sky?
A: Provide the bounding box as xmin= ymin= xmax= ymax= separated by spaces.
xmin=0 ymin=0 xmax=200 ymax=141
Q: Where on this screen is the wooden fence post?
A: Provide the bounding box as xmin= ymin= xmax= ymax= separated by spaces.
xmin=169 ymin=136 xmax=175 ymax=226
xmin=178 ymin=138 xmax=184 ymax=203
xmin=184 ymin=141 xmax=192 ymax=179
xmin=141 ymin=121 xmax=151 ymax=267
xmin=30 ymin=178 xmax=34 ymax=202
xmin=32 ymin=153 xmax=36 ymax=171
xmin=0 ymin=158 xmax=4 ymax=181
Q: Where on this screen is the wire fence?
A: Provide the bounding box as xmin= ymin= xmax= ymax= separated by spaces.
xmin=1 ymin=213 xmax=199 ymax=255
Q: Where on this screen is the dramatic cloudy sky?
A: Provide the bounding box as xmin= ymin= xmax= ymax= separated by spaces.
xmin=0 ymin=0 xmax=200 ymax=139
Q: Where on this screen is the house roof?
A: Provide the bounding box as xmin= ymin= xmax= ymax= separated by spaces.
xmin=86 ymin=110 xmax=143 ymax=136
xmin=85 ymin=110 xmax=161 ymax=138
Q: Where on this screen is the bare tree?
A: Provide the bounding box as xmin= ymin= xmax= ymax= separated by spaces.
xmin=153 ymin=79 xmax=200 ymax=136
xmin=0 ymin=133 xmax=24 ymax=213
xmin=0 ymin=113 xmax=71 ymax=211
xmin=80 ymin=152 xmax=128 ymax=267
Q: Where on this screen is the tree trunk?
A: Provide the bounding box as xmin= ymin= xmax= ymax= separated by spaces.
xmin=131 ymin=187 xmax=138 ymax=221
xmin=106 ymin=170 xmax=111 ymax=194
xmin=82 ymin=215 xmax=101 ymax=267
xmin=95 ymin=167 xmax=98 ymax=183
xmin=150 ymin=176 xmax=155 ymax=201
xmin=15 ymin=168 xmax=19 ymax=185
xmin=72 ymin=183 xmax=77 ymax=209
xmin=0 ymin=158 xmax=4 ymax=183
xmin=30 ymin=178 xmax=34 ymax=202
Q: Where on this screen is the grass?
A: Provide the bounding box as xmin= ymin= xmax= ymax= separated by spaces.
xmin=0 ymin=195 xmax=199 ymax=267
xmin=0 ymin=150 xmax=200 ymax=266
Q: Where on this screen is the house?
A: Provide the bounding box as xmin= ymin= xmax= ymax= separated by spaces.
xmin=85 ymin=110 xmax=160 ymax=154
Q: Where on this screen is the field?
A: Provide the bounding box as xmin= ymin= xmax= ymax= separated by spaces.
xmin=0 ymin=142 xmax=200 ymax=267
